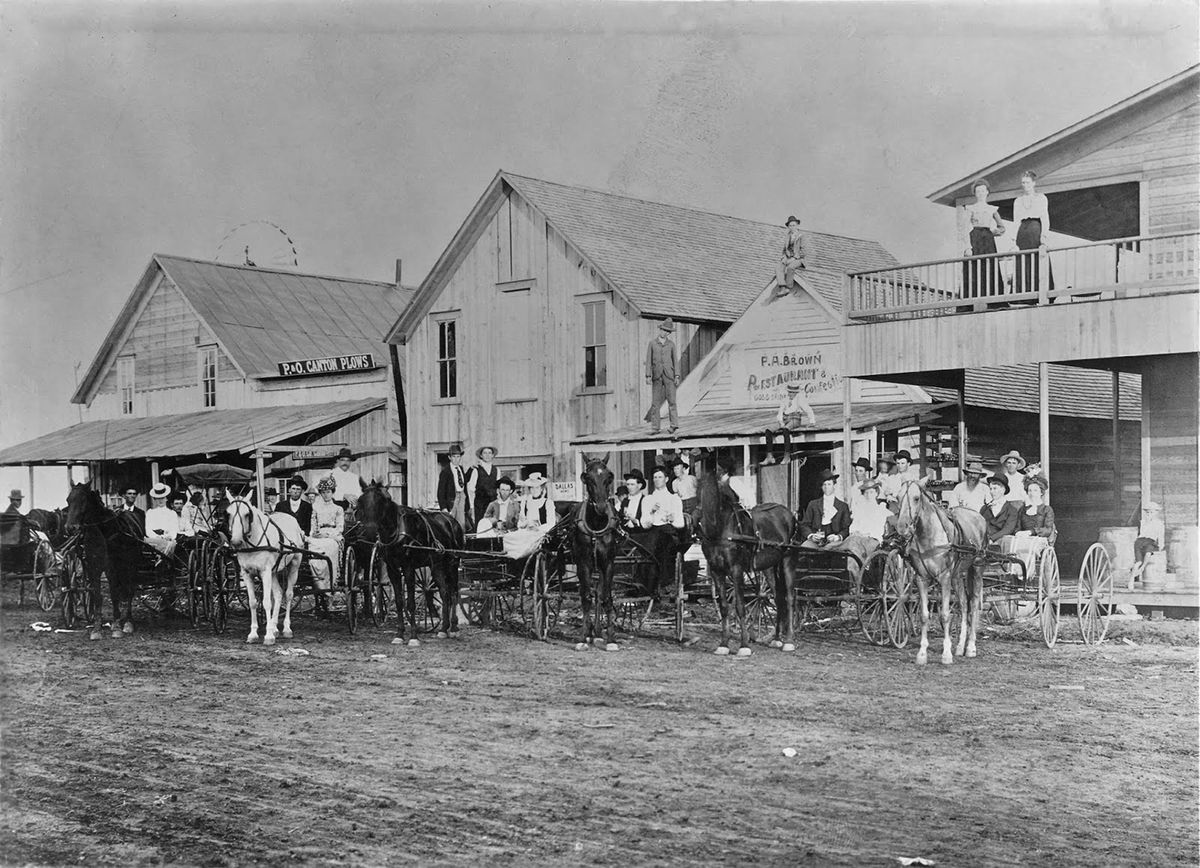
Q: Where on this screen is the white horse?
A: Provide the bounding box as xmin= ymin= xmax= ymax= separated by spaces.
xmin=225 ymin=496 xmax=304 ymax=646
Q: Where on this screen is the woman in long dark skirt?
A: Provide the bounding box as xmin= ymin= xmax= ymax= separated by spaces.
xmin=1012 ymin=170 xmax=1055 ymax=300
xmin=960 ymin=178 xmax=1006 ymax=302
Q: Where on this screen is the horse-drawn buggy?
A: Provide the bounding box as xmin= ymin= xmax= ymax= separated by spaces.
xmin=0 ymin=511 xmax=60 ymax=612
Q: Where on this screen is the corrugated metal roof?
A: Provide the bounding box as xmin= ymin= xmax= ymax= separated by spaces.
xmin=0 ymin=399 xmax=384 ymax=465
xmin=156 ymin=255 xmax=412 ymax=378
xmin=573 ymin=402 xmax=951 ymax=446
xmin=924 ymin=365 xmax=1142 ymax=421
xmin=504 ymin=173 xmax=901 ymax=320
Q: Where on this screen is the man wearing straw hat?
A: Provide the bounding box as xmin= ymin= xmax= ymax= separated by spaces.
xmin=760 ymin=382 xmax=817 ymax=466
xmin=467 ymin=445 xmax=500 ymax=529
xmin=947 ymin=461 xmax=992 ymax=513
xmin=144 ymin=482 xmax=181 ymax=558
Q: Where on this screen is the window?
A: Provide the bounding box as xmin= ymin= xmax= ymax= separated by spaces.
xmin=436 ymin=319 xmax=458 ymax=400
xmin=199 ymin=346 xmax=217 ymax=408
xmin=497 ymin=285 xmax=534 ymax=401
xmin=582 ymin=301 xmax=607 ymax=389
xmin=117 ymin=356 xmax=135 ymax=415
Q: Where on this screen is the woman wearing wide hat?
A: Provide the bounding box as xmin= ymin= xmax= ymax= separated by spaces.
xmin=798 ymin=469 xmax=852 ymax=549
xmin=502 ymin=472 xmax=557 ymax=559
xmin=467 ymin=445 xmax=500 ymax=529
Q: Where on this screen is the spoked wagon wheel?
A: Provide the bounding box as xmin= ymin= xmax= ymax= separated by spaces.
xmin=1077 ymin=543 xmax=1113 ymax=645
xmin=857 ymin=551 xmax=890 ymax=646
xmin=344 ymin=545 xmax=360 ymax=634
xmin=207 ymin=549 xmax=235 ymax=634
xmin=529 ymin=553 xmax=553 ymax=640
xmin=745 ymin=571 xmax=778 ymax=642
xmin=412 ymin=567 xmax=443 ymax=633
xmin=60 ymin=550 xmax=90 ymax=628
xmin=186 ymin=547 xmax=206 ymax=627
xmin=34 ymin=540 xmax=59 ymax=612
xmin=882 ymin=551 xmax=916 ymax=649
xmin=367 ymin=545 xmax=392 ymax=628
xmin=1036 ymin=547 xmax=1061 ymax=647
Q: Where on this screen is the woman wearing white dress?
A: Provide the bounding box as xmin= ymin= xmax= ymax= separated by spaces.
xmin=1012 ymin=170 xmax=1054 ymax=298
xmin=502 ymin=473 xmax=557 ymax=560
xmin=307 ymin=476 xmax=343 ymax=590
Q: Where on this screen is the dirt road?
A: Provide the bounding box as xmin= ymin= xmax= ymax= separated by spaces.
xmin=2 ymin=599 xmax=1197 ymax=867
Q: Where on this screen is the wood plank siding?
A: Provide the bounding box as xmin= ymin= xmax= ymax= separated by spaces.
xmin=1142 ymin=354 xmax=1199 ymax=527
xmin=268 ymin=406 xmax=393 ymax=488
xmin=405 ymin=188 xmax=725 ymax=507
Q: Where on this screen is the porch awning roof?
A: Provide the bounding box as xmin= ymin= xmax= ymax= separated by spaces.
xmin=571 ymin=401 xmax=953 ymax=448
xmin=0 ymin=399 xmax=385 ymax=466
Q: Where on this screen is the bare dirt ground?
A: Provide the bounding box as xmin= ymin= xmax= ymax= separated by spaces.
xmin=2 ymin=592 xmax=1197 ymax=868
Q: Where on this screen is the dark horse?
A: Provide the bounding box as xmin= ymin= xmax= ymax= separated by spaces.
xmin=27 ymin=507 xmax=69 ymax=549
xmin=355 ymin=481 xmax=463 ymax=646
xmin=895 ymin=479 xmax=988 ymax=665
xmin=64 ymin=482 xmax=144 ymax=640
xmin=695 ymin=471 xmax=795 ymax=656
xmin=569 ymin=459 xmax=621 ymax=651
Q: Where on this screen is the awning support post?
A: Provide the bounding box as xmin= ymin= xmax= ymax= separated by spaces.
xmin=256 ymin=453 xmax=266 ymax=508
xmin=28 ymin=466 xmax=35 ymax=508
xmin=957 ymin=382 xmax=967 ymax=474
xmin=1112 ymin=370 xmax=1121 ymax=508
xmin=151 ymin=461 xmax=159 ymax=487
xmin=842 ymin=378 xmax=853 ymax=502
xmin=1039 ymin=362 xmax=1050 ymax=504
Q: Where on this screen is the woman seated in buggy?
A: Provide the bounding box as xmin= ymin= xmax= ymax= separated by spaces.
xmin=501 ymin=473 xmax=557 ymax=559
xmin=306 ymin=476 xmax=343 ymax=590
xmin=144 ymin=483 xmax=183 ymax=559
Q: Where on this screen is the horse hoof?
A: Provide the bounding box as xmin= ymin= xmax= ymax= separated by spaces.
xmin=782 ymin=643 xmax=796 ymax=653
xmin=915 ymin=653 xmax=928 ymax=666
xmin=714 ymin=646 xmax=730 ymax=656
xmin=736 ymin=647 xmax=752 ymax=657
xmin=89 ymin=630 xmax=103 ymax=641
xmin=391 ymin=637 xmax=404 ymax=645
xmin=574 ymin=643 xmax=589 ymax=652
xmin=407 ymin=639 xmax=420 ymax=648
xmin=941 ymin=655 xmax=954 ymax=666
xmin=282 ymin=630 xmax=293 ymax=640
xmin=110 ymin=629 xmax=123 ymax=639
xmin=121 ymin=622 xmax=134 ymax=635
xmin=966 ymin=647 xmax=978 ymax=658
xmin=263 ymin=635 xmax=276 ymax=647
xmin=436 ymin=631 xmax=449 ymax=640
xmin=768 ymin=639 xmax=783 ymax=649
xmin=605 ymin=643 xmax=619 ymax=652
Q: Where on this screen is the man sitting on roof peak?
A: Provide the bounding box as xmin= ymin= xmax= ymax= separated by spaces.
xmin=775 ymin=215 xmax=807 ymax=297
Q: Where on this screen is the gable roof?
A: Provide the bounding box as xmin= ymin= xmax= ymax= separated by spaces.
xmin=74 ymin=255 xmax=413 ymax=404
xmin=387 ymin=171 xmax=901 ymax=341
xmin=929 ymin=64 xmax=1200 ymax=205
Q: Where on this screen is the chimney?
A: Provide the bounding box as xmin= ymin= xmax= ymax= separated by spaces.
xmin=395 ymin=258 xmax=403 ymax=290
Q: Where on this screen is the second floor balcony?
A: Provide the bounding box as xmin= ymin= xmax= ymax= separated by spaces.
xmin=844 ymin=231 xmax=1198 ymax=322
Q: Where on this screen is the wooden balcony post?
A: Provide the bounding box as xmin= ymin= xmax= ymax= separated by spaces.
xmin=1039 ymin=362 xmax=1050 ymax=504
xmin=1038 ymin=247 xmax=1049 ymax=305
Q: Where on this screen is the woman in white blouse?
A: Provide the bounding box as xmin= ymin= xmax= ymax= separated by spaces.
xmin=1012 ymin=170 xmax=1054 ymax=297
xmin=960 ymin=178 xmax=1006 ymax=300
xmin=307 ymin=476 xmax=343 ymax=590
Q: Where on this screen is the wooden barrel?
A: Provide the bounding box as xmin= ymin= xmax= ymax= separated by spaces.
xmin=1141 ymin=550 xmax=1168 ymax=591
xmin=1099 ymin=527 xmax=1138 ymax=572
xmin=1167 ymin=526 xmax=1198 ymax=584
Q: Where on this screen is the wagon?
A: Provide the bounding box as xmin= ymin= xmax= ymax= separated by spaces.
xmin=0 ymin=513 xmax=60 ymax=613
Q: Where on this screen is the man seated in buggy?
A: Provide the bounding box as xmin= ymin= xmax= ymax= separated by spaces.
xmin=475 ymin=476 xmax=520 ymax=536
xmin=799 ymin=469 xmax=852 ymax=549
xmin=637 ymin=465 xmax=687 ymax=600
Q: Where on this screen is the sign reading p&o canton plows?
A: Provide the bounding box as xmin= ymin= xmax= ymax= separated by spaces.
xmin=276 ymin=353 xmax=377 ymax=378
xmin=729 ymin=345 xmax=842 ymax=407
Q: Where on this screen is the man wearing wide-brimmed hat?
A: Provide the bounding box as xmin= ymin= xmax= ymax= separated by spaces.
xmin=467 ymin=445 xmax=500 ymax=529
xmin=144 ymin=482 xmax=181 ymax=557
xmin=645 ymin=318 xmax=680 ymax=435
xmin=4 ymin=489 xmax=24 ymax=516
xmin=275 ymin=474 xmax=313 ymax=533
xmin=329 ymin=447 xmax=362 ymax=510
xmin=847 ymin=457 xmax=874 ymax=518
xmin=999 ymin=450 xmax=1030 ymax=505
xmin=761 ymin=382 xmax=817 ymax=467
xmin=799 ymin=469 xmax=852 ymax=549
xmin=775 ymin=215 xmax=807 ymax=296
xmin=947 ymin=461 xmax=992 ymax=513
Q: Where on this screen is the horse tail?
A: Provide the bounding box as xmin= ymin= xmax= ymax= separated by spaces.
xmin=697 ymin=471 xmax=723 ymax=540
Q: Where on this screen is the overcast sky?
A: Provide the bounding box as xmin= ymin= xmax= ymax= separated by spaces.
xmin=2 ymin=0 xmax=1197 ymax=466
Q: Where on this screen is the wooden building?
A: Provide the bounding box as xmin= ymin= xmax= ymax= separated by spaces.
xmin=386 ymin=171 xmax=902 ymax=505
xmin=842 ymin=65 xmax=1198 ymax=605
xmin=0 ymin=254 xmax=412 ymax=504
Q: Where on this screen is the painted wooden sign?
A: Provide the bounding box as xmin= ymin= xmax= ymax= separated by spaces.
xmin=276 ymin=353 xmax=376 ymax=378
xmin=729 ymin=345 xmax=843 ymax=407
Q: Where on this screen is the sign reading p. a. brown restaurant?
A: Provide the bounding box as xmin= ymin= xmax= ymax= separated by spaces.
xmin=277 ymin=353 xmax=377 ymax=378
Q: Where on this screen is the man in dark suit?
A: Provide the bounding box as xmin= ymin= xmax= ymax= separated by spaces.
xmin=274 ymin=475 xmax=313 ymax=533
xmin=645 ymin=318 xmax=680 ymax=435
xmin=119 ymin=486 xmax=146 ymax=535
xmin=981 ymin=476 xmax=1019 ymax=544
xmin=436 ymin=444 xmax=467 ymax=527
xmin=799 ymin=469 xmax=852 ymax=548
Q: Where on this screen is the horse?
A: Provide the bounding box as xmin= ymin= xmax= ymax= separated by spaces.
xmin=224 ymin=496 xmax=305 ymax=645
xmin=895 ymin=479 xmax=988 ymax=665
xmin=64 ymin=482 xmax=144 ymax=640
xmin=355 ymin=481 xmax=463 ymax=646
xmin=569 ymin=459 xmax=621 ymax=651
xmin=27 ymin=506 xmax=68 ymax=549
xmin=694 ymin=471 xmax=795 ymax=656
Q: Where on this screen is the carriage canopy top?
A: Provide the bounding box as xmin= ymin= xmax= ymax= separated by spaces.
xmin=0 ymin=398 xmax=384 ymax=466
xmin=161 ymin=463 xmax=256 ymax=487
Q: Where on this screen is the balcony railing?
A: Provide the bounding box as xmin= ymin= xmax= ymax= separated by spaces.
xmin=845 ymin=231 xmax=1199 ymax=321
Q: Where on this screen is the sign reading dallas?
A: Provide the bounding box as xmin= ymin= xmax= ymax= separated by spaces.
xmin=276 ymin=353 xmax=376 ymax=378
xmin=730 ymin=345 xmax=842 ymax=407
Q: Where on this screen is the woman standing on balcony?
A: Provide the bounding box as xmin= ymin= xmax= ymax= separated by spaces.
xmin=1012 ymin=171 xmax=1055 ymax=298
xmin=960 ymin=178 xmax=1005 ymax=301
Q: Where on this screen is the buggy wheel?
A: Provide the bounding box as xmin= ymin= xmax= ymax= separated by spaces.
xmin=343 ymin=545 xmax=360 ymax=634
xmin=369 ymin=546 xmax=392 ymax=628
xmin=882 ymin=551 xmax=915 ymax=648
xmin=60 ymin=551 xmax=85 ymax=628
xmin=1077 ymin=543 xmax=1112 ymax=645
xmin=1037 ymin=546 xmax=1061 ymax=648
xmin=187 ymin=548 xmax=206 ymax=627
xmin=745 ymin=571 xmax=777 ymax=641
xmin=208 ymin=550 xmax=233 ymax=635
xmin=857 ymin=551 xmax=889 ymax=646
xmin=34 ymin=540 xmax=58 ymax=612
xmin=413 ymin=567 xmax=442 ymax=632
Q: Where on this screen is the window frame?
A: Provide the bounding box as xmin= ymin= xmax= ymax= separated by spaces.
xmin=580 ymin=298 xmax=608 ymax=392
xmin=432 ymin=313 xmax=461 ymax=404
xmin=117 ymin=356 xmax=135 ymax=416
xmin=198 ymin=345 xmax=218 ymax=409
